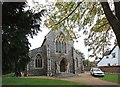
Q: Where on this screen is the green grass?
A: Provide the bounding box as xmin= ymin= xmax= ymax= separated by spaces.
xmin=100 ymin=73 xmax=120 ymax=83
xmin=2 ymin=73 xmax=92 ymax=87
xmin=2 ymin=77 xmax=81 ymax=85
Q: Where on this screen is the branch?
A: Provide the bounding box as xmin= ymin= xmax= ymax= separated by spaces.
xmin=100 ymin=0 xmax=120 ymax=48
xmin=89 ymin=3 xmax=96 ymax=15
xmin=97 ymin=22 xmax=109 ymax=30
xmin=55 ymin=2 xmax=82 ymax=25
xmin=47 ymin=14 xmax=55 ymax=24
xmin=114 ymin=0 xmax=120 ymax=21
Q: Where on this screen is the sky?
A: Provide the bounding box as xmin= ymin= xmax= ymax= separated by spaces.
xmin=27 ymin=0 xmax=89 ymax=60
xmin=28 ymin=28 xmax=89 ymax=58
xmin=27 ymin=0 xmax=115 ymax=61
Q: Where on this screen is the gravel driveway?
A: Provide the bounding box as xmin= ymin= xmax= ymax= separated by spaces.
xmin=58 ymin=72 xmax=119 ymax=86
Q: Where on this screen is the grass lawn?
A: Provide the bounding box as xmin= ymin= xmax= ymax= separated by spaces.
xmin=100 ymin=73 xmax=120 ymax=83
xmin=2 ymin=73 xmax=92 ymax=87
xmin=2 ymin=77 xmax=81 ymax=85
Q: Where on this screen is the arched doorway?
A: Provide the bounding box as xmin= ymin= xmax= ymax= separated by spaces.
xmin=60 ymin=58 xmax=67 ymax=72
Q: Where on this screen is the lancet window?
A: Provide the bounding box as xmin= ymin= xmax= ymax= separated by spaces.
xmin=55 ymin=32 xmax=67 ymax=53
xmin=35 ymin=54 xmax=43 ymax=68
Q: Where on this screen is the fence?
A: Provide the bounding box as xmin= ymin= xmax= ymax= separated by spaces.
xmin=84 ymin=66 xmax=120 ymax=73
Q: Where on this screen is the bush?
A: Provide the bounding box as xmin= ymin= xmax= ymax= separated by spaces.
xmin=2 ymin=73 xmax=15 ymax=78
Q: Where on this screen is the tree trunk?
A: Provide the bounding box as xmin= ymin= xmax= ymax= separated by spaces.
xmin=100 ymin=1 xmax=120 ymax=49
xmin=14 ymin=62 xmax=21 ymax=77
xmin=114 ymin=0 xmax=120 ymax=21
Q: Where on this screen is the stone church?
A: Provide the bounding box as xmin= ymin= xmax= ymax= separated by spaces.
xmin=27 ymin=28 xmax=84 ymax=76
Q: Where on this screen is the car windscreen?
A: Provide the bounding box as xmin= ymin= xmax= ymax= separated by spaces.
xmin=93 ymin=68 xmax=101 ymax=71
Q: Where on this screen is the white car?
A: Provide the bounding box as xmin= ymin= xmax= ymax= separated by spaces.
xmin=90 ymin=67 xmax=105 ymax=77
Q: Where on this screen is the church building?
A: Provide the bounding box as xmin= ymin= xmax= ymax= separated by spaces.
xmin=27 ymin=28 xmax=84 ymax=76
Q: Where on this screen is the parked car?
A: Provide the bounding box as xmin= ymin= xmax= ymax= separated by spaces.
xmin=90 ymin=67 xmax=104 ymax=77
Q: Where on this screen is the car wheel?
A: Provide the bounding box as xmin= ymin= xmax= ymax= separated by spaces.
xmin=93 ymin=74 xmax=95 ymax=76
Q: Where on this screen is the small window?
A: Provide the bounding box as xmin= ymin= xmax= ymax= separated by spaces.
xmin=112 ymin=53 xmax=115 ymax=58
xmin=108 ymin=63 xmax=110 ymax=66
xmin=106 ymin=56 xmax=109 ymax=59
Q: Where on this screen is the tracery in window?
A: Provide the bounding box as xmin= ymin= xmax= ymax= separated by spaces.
xmin=35 ymin=54 xmax=43 ymax=68
xmin=55 ymin=32 xmax=67 ymax=53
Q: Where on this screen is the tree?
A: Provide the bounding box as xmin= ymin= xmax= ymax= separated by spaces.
xmin=2 ymin=2 xmax=45 ymax=75
xmin=83 ymin=59 xmax=96 ymax=67
xmin=100 ymin=0 xmax=120 ymax=48
xmin=35 ymin=1 xmax=120 ymax=60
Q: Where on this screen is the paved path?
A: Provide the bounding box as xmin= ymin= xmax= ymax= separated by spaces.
xmin=58 ymin=72 xmax=119 ymax=86
xmin=22 ymin=72 xmax=119 ymax=86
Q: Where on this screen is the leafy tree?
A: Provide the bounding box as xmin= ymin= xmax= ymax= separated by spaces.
xmin=2 ymin=2 xmax=45 ymax=76
xmin=34 ymin=1 xmax=120 ymax=60
xmin=83 ymin=59 xmax=96 ymax=67
xmin=100 ymin=0 xmax=120 ymax=47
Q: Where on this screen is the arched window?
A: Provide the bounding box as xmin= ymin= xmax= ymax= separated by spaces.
xmin=56 ymin=41 xmax=66 ymax=53
xmin=55 ymin=32 xmax=67 ymax=53
xmin=35 ymin=54 xmax=43 ymax=68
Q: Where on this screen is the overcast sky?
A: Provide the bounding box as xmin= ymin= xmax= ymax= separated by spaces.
xmin=27 ymin=0 xmax=116 ymax=61
xmin=27 ymin=0 xmax=89 ymax=58
xmin=28 ymin=24 xmax=89 ymax=60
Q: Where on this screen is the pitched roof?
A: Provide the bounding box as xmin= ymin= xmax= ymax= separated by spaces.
xmin=97 ymin=44 xmax=118 ymax=64
xmin=41 ymin=36 xmax=46 ymax=47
